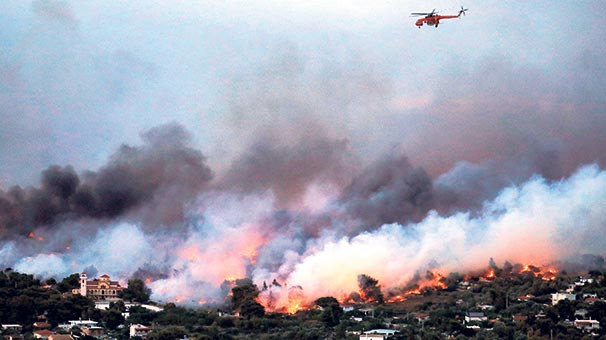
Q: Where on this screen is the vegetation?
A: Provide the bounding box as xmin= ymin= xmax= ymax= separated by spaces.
xmin=119 ymin=278 xmax=151 ymax=303
xmin=2 ymin=264 xmax=606 ymax=339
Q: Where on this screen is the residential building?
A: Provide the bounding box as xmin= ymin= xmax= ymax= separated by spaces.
xmin=574 ymin=319 xmax=600 ymax=331
xmin=465 ymin=312 xmax=487 ymax=323
xmin=361 ymin=329 xmax=396 ymax=339
xmin=33 ymin=330 xmax=53 ymax=340
xmin=82 ymin=326 xmax=104 ymax=337
xmin=551 ymin=292 xmax=576 ymax=305
xmin=33 ymin=322 xmax=50 ymax=330
xmin=130 ymin=324 xmax=153 ymax=338
xmin=48 ymin=335 xmax=74 ymax=340
xmin=360 ymin=334 xmax=384 ymax=340
xmin=1 ymin=325 xmax=22 ymax=334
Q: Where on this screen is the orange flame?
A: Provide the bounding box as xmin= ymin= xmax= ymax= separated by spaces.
xmin=483 ymin=269 xmax=496 ymax=280
xmin=519 ymin=264 xmax=558 ymax=281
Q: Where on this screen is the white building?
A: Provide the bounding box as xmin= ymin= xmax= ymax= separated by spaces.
xmin=1 ymin=325 xmax=22 ymax=333
xmin=551 ymin=293 xmax=576 ymax=305
xmin=58 ymin=320 xmax=99 ymax=330
xmin=360 ymin=329 xmax=397 ymax=339
xmin=574 ymin=319 xmax=600 ymax=331
xmin=465 ymin=312 xmax=487 ymax=323
xmin=130 ymin=324 xmax=153 ymax=338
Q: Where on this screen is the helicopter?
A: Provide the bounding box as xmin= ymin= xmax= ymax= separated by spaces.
xmin=411 ymin=6 xmax=468 ymax=28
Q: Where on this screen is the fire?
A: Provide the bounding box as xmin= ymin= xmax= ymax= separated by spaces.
xmin=519 ymin=263 xmax=558 ymax=281
xmin=287 ymin=303 xmax=302 ymax=314
xmin=28 ymin=232 xmax=35 ymax=238
xmin=388 ymin=295 xmax=406 ymax=302
xmin=287 ymin=286 xmax=305 ymax=314
xmin=37 ymin=236 xmax=44 ymax=241
xmin=145 ymin=277 xmax=152 ymax=284
xmin=483 ymin=269 xmax=496 ymax=280
xmin=386 ymin=270 xmax=448 ymax=303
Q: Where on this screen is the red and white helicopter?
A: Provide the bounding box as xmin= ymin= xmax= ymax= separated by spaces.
xmin=411 ymin=6 xmax=468 ymax=28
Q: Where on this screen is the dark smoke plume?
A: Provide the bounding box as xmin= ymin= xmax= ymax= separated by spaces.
xmin=218 ymin=137 xmax=352 ymax=207
xmin=0 ymin=123 xmax=212 ymax=239
xmin=341 ymin=155 xmax=434 ymax=228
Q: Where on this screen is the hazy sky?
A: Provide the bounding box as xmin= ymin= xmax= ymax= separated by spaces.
xmin=2 ymin=1 xmax=606 ymax=307
xmin=2 ymin=0 xmax=603 ymax=186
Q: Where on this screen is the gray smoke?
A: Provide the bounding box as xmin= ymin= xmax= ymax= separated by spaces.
xmin=0 ymin=123 xmax=212 ymax=239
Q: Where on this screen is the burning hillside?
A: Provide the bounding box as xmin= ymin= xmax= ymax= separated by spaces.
xmin=0 ymin=123 xmax=605 ymax=311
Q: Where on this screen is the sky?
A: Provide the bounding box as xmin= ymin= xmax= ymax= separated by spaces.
xmin=2 ymin=0 xmax=603 ymax=185
xmin=1 ymin=1 xmax=605 ymax=308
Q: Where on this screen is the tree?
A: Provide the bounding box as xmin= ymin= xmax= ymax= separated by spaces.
xmin=119 ymin=278 xmax=151 ymax=302
xmin=101 ymin=309 xmax=125 ymax=330
xmin=231 ymin=283 xmax=260 ymax=312
xmin=314 ymin=296 xmax=340 ymax=309
xmin=147 ymin=326 xmax=187 ymax=340
xmin=239 ymin=299 xmax=265 ymax=319
xmin=320 ymin=304 xmax=343 ymax=327
xmin=57 ymin=273 xmax=80 ymax=293
xmin=358 ymin=274 xmax=384 ymax=304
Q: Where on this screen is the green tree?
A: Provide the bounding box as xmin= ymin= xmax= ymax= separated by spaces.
xmin=119 ymin=278 xmax=151 ymax=302
xmin=56 ymin=273 xmax=80 ymax=293
xmin=147 ymin=326 xmax=187 ymax=340
xmin=101 ymin=309 xmax=125 ymax=330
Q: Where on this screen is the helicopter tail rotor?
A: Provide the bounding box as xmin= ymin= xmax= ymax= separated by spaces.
xmin=459 ymin=6 xmax=468 ymax=16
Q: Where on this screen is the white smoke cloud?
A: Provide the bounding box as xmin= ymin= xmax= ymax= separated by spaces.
xmin=264 ymin=164 xmax=606 ymax=305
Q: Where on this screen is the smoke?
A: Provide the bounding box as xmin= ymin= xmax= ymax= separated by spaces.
xmin=2 ymin=1 xmax=606 ymax=312
xmin=0 ymin=122 xmax=212 ymax=239
xmin=218 ymin=137 xmax=353 ymax=209
xmin=341 ymin=155 xmax=434 ymax=229
xmin=275 ymin=164 xmax=606 ymax=304
xmin=2 ymin=118 xmax=605 ymax=309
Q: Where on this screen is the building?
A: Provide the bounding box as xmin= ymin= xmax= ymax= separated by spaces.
xmin=33 ymin=322 xmax=50 ymax=330
xmin=57 ymin=320 xmax=99 ymax=330
xmin=33 ymin=330 xmax=53 ymax=340
xmin=360 ymin=335 xmax=384 ymax=340
xmin=465 ymin=312 xmax=487 ymax=323
xmin=82 ymin=326 xmax=105 ymax=337
xmin=130 ymin=324 xmax=153 ymax=338
xmin=48 ymin=335 xmax=74 ymax=340
xmin=574 ymin=319 xmax=600 ymax=331
xmin=1 ymin=325 xmax=22 ymax=334
xmin=551 ymin=292 xmax=576 ymax=305
xmin=360 ymin=329 xmax=397 ymax=339
xmin=73 ymin=273 xmax=125 ymax=301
